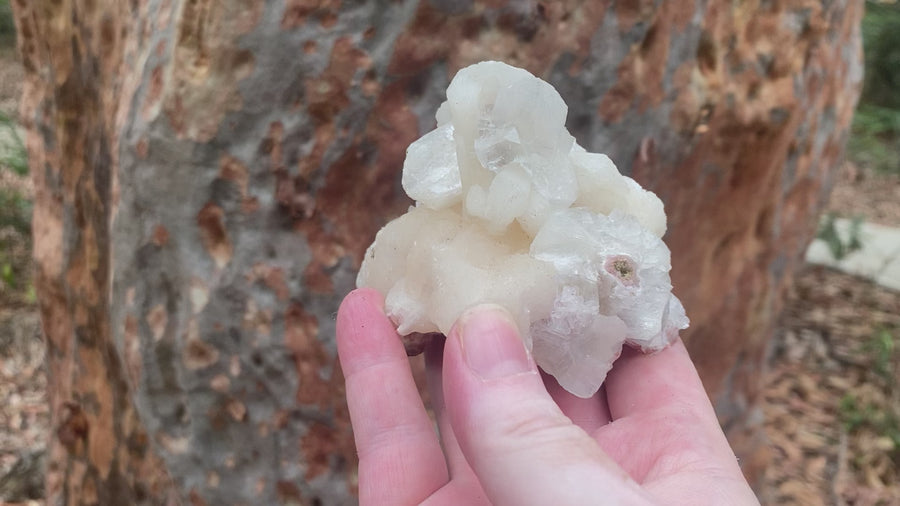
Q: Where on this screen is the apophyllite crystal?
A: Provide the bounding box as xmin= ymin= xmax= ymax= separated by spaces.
xmin=357 ymin=61 xmax=689 ymax=398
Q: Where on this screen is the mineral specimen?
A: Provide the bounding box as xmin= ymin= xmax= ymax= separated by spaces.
xmin=357 ymin=61 xmax=689 ymax=398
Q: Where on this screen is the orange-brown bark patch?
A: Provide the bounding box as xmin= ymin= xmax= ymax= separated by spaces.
xmin=281 ymin=0 xmax=341 ymax=30
xmin=142 ymin=65 xmax=164 ymax=119
xmin=210 ymin=374 xmax=231 ymax=392
xmin=57 ymin=402 xmax=90 ymax=454
xmin=247 ymin=263 xmax=291 ymax=300
xmin=226 ymin=399 xmax=247 ymax=421
xmin=183 ymin=337 xmax=221 ymax=370
xmin=152 ymin=224 xmax=170 ymax=246
xmin=600 ymin=0 xmax=699 ymax=121
xmin=300 ymin=422 xmax=337 ymax=480
xmin=219 ymin=154 xmax=250 ymax=197
xmin=146 ymin=304 xmax=168 ymax=342
xmin=135 ymin=137 xmax=149 ymax=159
xmin=197 ymin=203 xmax=233 ymax=269
xmin=392 ymin=1 xmax=607 ymax=78
xmin=189 ymin=490 xmax=209 ymax=506
xmin=305 ymin=37 xmax=368 ymax=122
xmin=284 ymin=303 xmax=329 ymax=406
xmin=598 ymin=62 xmax=636 ymax=123
xmin=79 ymin=346 xmax=116 ymax=479
xmin=261 ymin=121 xmax=285 ymax=171
xmin=388 ymin=3 xmax=462 ymax=76
xmin=276 ymin=481 xmax=305 ymax=503
xmin=295 ymin=37 xmax=369 ymax=180
xmin=242 ymin=299 xmax=273 ymax=337
xmin=634 ymin=17 xmax=668 ymax=111
xmin=315 ymin=80 xmax=417 ymax=263
xmin=64 ymin=223 xmax=102 ymax=307
xmin=302 ymin=261 xmax=334 ymax=294
xmin=614 ymin=0 xmax=655 ymax=33
xmin=164 ymin=0 xmax=261 ymax=141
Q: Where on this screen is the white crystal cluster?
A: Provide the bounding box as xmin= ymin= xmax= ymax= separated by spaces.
xmin=358 ymin=61 xmax=689 ymax=398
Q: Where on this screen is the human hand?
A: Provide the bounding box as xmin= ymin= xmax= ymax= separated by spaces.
xmin=336 ymin=288 xmax=759 ymax=505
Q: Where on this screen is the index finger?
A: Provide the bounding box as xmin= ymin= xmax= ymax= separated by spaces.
xmin=336 ymin=288 xmax=448 ymax=504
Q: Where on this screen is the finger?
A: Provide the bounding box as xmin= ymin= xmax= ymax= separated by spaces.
xmin=602 ymin=339 xmax=742 ymax=471
xmin=541 ymin=370 xmax=612 ymax=433
xmin=336 ymin=288 xmax=448 ymax=504
xmin=420 ymin=480 xmax=492 ymax=506
xmin=425 ymin=338 xmax=477 ymax=481
xmin=593 ymin=416 xmax=759 ymax=506
xmin=604 ymin=339 xmax=719 ymax=425
xmin=440 ymin=305 xmax=654 ymax=506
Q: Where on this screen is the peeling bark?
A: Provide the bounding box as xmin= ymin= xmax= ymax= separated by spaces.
xmin=17 ymin=0 xmax=860 ymax=503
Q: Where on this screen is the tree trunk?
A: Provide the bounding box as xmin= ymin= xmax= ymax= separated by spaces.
xmin=16 ymin=0 xmax=860 ymax=504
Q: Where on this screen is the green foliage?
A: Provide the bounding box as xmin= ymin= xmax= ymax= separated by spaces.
xmin=840 ymin=328 xmax=900 ymax=461
xmin=849 ymin=2 xmax=900 ymax=174
xmin=0 ymin=182 xmax=30 ymax=236
xmin=865 ymin=328 xmax=897 ymax=380
xmin=839 ymin=394 xmax=900 ymax=455
xmin=840 ymin=394 xmax=878 ymax=432
xmin=0 ymin=110 xmax=30 ymax=293
xmin=0 ymin=111 xmax=26 ymax=176
xmin=816 ymin=213 xmax=864 ymax=260
xmin=0 ymin=111 xmax=28 ymax=236
xmin=0 ymin=262 xmax=13 ymax=287
xmin=849 ymin=104 xmax=900 ymax=173
xmin=0 ymin=0 xmax=14 ymax=48
xmin=860 ymin=2 xmax=900 ymax=110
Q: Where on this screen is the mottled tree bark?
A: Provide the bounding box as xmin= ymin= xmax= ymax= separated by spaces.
xmin=15 ymin=0 xmax=181 ymax=504
xmin=16 ymin=0 xmax=860 ymax=504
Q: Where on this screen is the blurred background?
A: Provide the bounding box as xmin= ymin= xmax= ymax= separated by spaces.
xmin=0 ymin=0 xmax=898 ymax=504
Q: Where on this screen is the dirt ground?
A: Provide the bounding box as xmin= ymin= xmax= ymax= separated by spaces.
xmin=761 ymin=265 xmax=900 ymax=505
xmin=0 ymin=48 xmax=898 ymax=505
xmin=0 ymin=311 xmax=43 ymax=505
xmin=830 ymin=163 xmax=900 ymax=227
xmin=0 ymin=45 xmax=44 ymax=506
xmin=757 ymin=159 xmax=900 ymax=506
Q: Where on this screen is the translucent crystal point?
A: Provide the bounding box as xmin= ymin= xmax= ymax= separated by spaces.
xmin=402 ymin=124 xmax=462 ymax=209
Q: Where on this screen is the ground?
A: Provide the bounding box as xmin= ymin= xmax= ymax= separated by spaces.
xmin=830 ymin=163 xmax=900 ymax=226
xmin=0 ymin=49 xmax=898 ymax=505
xmin=761 ymin=266 xmax=900 ymax=505
xmin=0 ymin=46 xmax=45 ymax=506
xmin=758 ymin=161 xmax=900 ymax=506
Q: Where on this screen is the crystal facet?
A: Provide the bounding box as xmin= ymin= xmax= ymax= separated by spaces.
xmin=357 ymin=61 xmax=689 ymax=397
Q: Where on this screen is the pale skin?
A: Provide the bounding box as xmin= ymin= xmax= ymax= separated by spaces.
xmin=336 ymin=288 xmax=760 ymax=505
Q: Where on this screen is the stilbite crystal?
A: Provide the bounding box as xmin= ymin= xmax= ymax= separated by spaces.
xmin=357 ymin=61 xmax=689 ymax=398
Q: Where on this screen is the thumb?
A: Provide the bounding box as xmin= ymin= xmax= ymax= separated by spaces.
xmin=441 ymin=305 xmax=653 ymax=506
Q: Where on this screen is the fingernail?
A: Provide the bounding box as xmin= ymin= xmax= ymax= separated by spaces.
xmin=458 ymin=305 xmax=533 ymax=380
